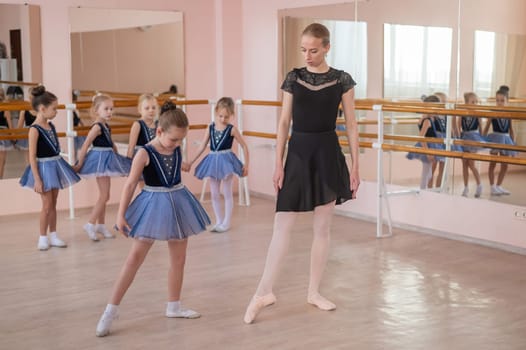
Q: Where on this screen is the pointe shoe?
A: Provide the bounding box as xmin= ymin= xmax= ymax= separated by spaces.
xmin=243 ymin=293 xmax=277 ymax=324
xmin=307 ymin=292 xmax=336 ymax=311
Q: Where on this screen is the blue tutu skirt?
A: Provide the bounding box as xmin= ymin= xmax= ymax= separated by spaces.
xmin=486 ymin=132 xmax=517 ymax=156
xmin=15 ymin=138 xmax=29 ymax=150
xmin=0 ymin=139 xmax=14 ymax=151
xmin=79 ymin=147 xmax=131 ymax=178
xmin=435 ymin=132 xmax=464 ymax=154
xmin=74 ymin=136 xmax=87 ymax=150
xmin=125 ymin=184 xmax=211 ymax=241
xmin=195 ymin=150 xmax=243 ymax=180
xmin=19 ymin=155 xmax=81 ymax=191
xmin=406 ymin=141 xmax=445 ymax=163
xmin=461 ymin=131 xmax=486 ymax=153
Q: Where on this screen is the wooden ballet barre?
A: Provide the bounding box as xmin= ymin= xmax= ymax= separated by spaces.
xmin=239 ymin=100 xmax=282 ymax=107
xmin=455 ymin=104 xmax=526 ymax=114
xmin=0 ymin=101 xmax=32 ymax=111
xmin=452 ymin=139 xmax=526 ymax=153
xmin=357 ymin=132 xmax=446 ymax=145
xmin=354 ymin=119 xmax=420 ymax=125
xmin=357 ymin=132 xmax=526 ymax=153
xmin=0 ymin=80 xmax=40 ymax=87
xmin=339 ymin=139 xmax=526 ymax=166
xmin=242 ymin=130 xmax=278 ymax=139
xmin=357 ymin=104 xmax=526 ymax=120
xmin=76 ymin=90 xmax=142 ymax=99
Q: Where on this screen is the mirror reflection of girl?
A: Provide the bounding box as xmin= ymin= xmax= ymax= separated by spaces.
xmin=458 ymin=92 xmax=484 ymax=197
xmin=95 ymin=101 xmax=210 ymax=337
xmin=19 ymin=86 xmax=81 ymax=250
xmin=186 ymin=97 xmax=249 ymax=233
xmin=72 ymin=91 xmax=86 ymax=156
xmin=406 ymin=95 xmax=442 ymax=189
xmin=126 ymin=94 xmax=158 ymax=160
xmin=0 ymin=88 xmax=14 ymax=179
xmin=483 ymin=85 xmax=516 ymax=196
xmin=430 ymin=92 xmax=461 ymax=188
xmin=74 ymin=94 xmax=131 ymax=241
xmin=15 ymin=87 xmax=37 ymax=165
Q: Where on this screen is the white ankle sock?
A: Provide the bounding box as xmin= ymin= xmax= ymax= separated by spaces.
xmin=105 ymin=304 xmax=118 ymax=314
xmin=167 ymin=301 xmax=180 ymax=311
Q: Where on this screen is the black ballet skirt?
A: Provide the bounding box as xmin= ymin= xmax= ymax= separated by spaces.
xmin=276 ymin=67 xmax=356 ymax=212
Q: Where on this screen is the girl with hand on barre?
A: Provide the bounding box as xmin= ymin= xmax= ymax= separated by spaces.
xmin=185 ymin=97 xmax=249 ymax=233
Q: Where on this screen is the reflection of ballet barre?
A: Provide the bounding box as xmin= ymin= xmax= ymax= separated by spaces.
xmin=0 ymin=80 xmax=40 ymax=87
xmin=240 ymin=129 xmax=526 ymax=167
xmin=358 ymin=132 xmax=526 ymax=154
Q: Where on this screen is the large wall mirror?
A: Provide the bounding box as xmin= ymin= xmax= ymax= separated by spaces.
xmin=69 ymin=7 xmax=185 ymax=146
xmin=279 ymin=0 xmax=525 ymax=206
xmin=70 ymin=8 xmax=184 ymax=95
xmin=0 ymin=3 xmax=42 ymax=179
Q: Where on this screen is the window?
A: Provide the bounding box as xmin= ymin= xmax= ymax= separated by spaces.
xmin=384 ymin=24 xmax=453 ymax=99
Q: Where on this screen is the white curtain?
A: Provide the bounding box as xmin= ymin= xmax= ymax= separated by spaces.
xmin=384 ymin=24 xmax=452 ymax=99
xmin=324 ymin=20 xmax=367 ymax=98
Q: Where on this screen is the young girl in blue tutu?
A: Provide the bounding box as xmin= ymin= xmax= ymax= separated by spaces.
xmin=483 ymin=85 xmax=516 ymax=196
xmin=186 ymin=97 xmax=249 ymax=233
xmin=458 ymin=92 xmax=484 ymax=197
xmin=126 ymin=93 xmax=158 ymax=159
xmin=74 ymin=93 xmax=131 ymax=241
xmin=19 ymin=85 xmax=81 ymax=250
xmin=95 ymin=101 xmax=210 ymax=337
xmin=406 ymin=95 xmax=443 ymax=189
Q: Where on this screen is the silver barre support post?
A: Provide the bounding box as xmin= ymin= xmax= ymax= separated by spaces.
xmin=372 ymin=104 xmax=392 ymax=238
xmin=65 ymin=104 xmax=77 ymax=219
xmin=236 ymin=99 xmax=250 ymax=206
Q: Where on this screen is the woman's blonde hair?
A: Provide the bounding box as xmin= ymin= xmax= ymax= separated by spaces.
xmin=302 ymin=23 xmax=330 ymax=47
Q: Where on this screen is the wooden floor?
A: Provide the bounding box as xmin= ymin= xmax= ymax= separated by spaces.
xmin=1 ymin=197 xmax=525 ymax=350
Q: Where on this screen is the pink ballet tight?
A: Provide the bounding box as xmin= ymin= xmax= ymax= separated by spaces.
xmin=246 ymin=201 xmax=336 ymax=323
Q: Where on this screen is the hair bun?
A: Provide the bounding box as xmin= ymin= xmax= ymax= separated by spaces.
xmin=423 ymin=95 xmax=440 ymax=103
xmin=498 ymin=85 xmax=510 ymax=93
xmin=31 ymin=85 xmax=46 ymax=97
xmin=160 ymin=100 xmax=177 ymax=115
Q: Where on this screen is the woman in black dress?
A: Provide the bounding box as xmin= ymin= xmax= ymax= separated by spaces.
xmin=244 ymin=23 xmax=360 ymax=324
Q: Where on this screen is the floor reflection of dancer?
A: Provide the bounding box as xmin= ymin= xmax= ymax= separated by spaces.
xmin=244 ymin=23 xmax=360 ymax=324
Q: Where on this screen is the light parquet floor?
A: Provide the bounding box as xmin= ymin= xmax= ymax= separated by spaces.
xmin=1 ymin=197 xmax=525 ymax=350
